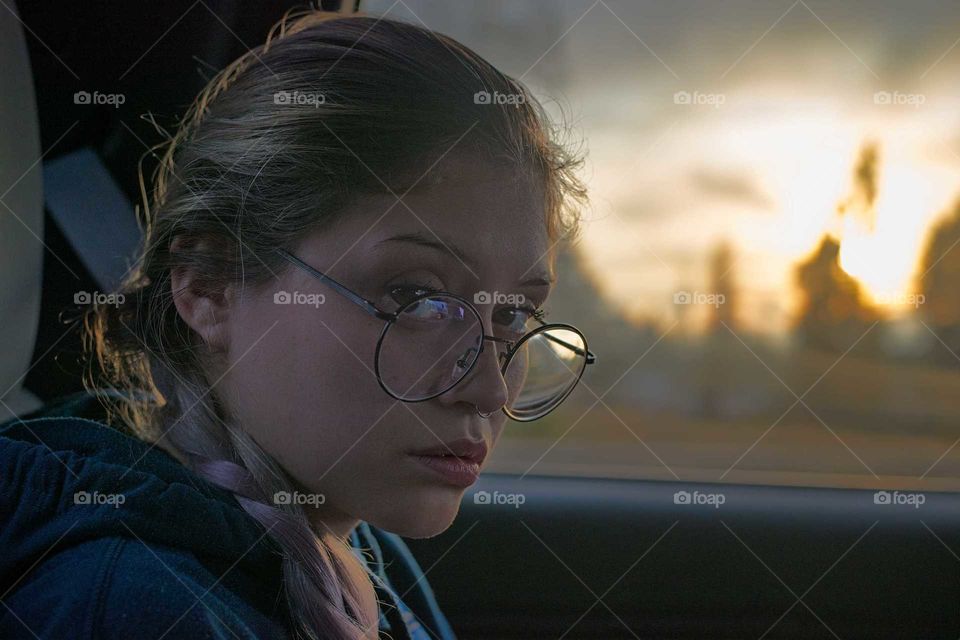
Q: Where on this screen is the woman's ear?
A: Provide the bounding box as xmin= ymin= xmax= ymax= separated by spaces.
xmin=169 ymin=235 xmax=233 ymax=353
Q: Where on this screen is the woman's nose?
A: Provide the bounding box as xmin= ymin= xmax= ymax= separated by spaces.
xmin=437 ymin=334 xmax=509 ymax=414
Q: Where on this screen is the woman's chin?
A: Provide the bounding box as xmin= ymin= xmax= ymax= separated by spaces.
xmin=370 ymin=488 xmax=464 ymax=538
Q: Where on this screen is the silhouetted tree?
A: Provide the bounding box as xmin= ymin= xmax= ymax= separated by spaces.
xmin=918 ymin=197 xmax=960 ymax=366
xmin=793 ymin=236 xmax=881 ymax=354
xmin=706 ymin=240 xmax=738 ymax=335
xmin=837 ymin=141 xmax=880 ymax=230
xmin=699 ymin=240 xmax=741 ymax=417
xmin=792 ymin=141 xmax=884 ymax=356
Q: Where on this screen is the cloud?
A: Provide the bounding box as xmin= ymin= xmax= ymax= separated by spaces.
xmin=687 ymin=167 xmax=774 ymax=211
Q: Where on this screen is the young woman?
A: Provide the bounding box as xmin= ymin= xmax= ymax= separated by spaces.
xmin=0 ymin=8 xmax=593 ymax=640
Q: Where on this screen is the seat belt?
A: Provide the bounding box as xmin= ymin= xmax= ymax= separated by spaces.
xmin=42 ymin=147 xmax=142 ymax=293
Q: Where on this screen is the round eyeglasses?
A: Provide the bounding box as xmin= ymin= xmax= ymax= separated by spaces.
xmin=275 ymin=249 xmax=596 ymax=422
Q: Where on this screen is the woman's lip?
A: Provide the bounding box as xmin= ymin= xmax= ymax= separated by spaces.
xmin=408 ymin=438 xmax=488 ymax=465
xmin=410 ymin=454 xmax=480 ymax=488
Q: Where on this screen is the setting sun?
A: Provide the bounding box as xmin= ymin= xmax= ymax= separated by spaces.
xmin=837 ymin=143 xmax=950 ymax=307
xmin=576 ymin=90 xmax=960 ymax=332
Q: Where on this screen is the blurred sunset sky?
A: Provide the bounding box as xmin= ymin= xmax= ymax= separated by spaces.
xmin=368 ymin=0 xmax=960 ymax=335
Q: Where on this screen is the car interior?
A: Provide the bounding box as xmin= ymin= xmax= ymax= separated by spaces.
xmin=2 ymin=1 xmax=958 ymax=638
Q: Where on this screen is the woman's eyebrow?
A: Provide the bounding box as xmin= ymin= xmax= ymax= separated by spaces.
xmin=375 ymin=232 xmax=475 ymax=270
xmin=375 ymin=231 xmax=555 ymax=287
xmin=519 ymin=275 xmax=555 ymax=287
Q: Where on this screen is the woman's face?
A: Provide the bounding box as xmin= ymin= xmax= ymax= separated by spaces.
xmin=198 ymin=156 xmax=553 ymax=538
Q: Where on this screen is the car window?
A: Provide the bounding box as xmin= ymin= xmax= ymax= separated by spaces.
xmin=364 ymin=0 xmax=960 ymax=492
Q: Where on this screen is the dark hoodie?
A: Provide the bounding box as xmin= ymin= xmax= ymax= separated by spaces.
xmin=0 ymin=392 xmax=456 ymax=640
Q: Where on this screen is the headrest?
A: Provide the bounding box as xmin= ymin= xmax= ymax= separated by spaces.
xmin=0 ymin=4 xmax=44 ymax=421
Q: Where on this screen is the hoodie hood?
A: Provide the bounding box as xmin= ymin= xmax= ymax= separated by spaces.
xmin=0 ymin=395 xmax=287 ymax=621
xmin=0 ymin=392 xmax=457 ymax=640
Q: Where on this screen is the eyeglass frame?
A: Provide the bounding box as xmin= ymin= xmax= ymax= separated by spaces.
xmin=274 ymin=248 xmax=596 ymax=421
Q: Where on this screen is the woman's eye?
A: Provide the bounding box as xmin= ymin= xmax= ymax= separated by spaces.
xmin=388 ymin=283 xmax=441 ymax=308
xmin=495 ymin=306 xmax=543 ymax=335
